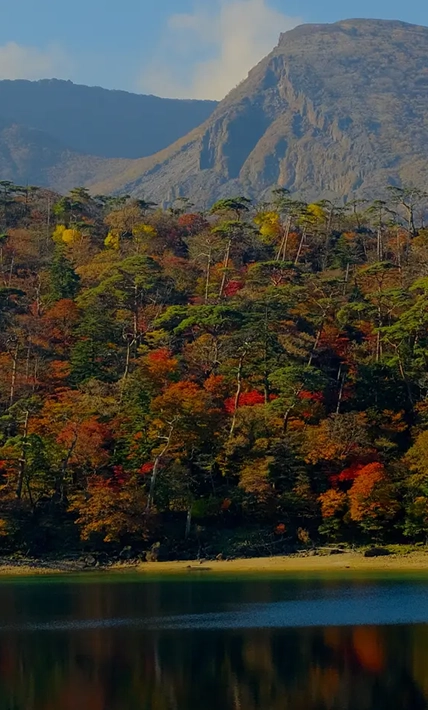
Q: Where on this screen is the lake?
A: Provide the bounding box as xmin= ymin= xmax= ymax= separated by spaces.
xmin=1 ymin=572 xmax=428 ymax=709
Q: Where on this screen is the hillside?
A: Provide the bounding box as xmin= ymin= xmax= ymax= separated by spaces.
xmin=0 ymin=121 xmax=130 ymax=192
xmin=93 ymin=19 xmax=428 ymax=204
xmin=0 ymin=80 xmax=217 ymax=190
xmin=2 ymin=173 xmax=428 ymax=555
xmin=0 ymin=79 xmax=217 ymax=159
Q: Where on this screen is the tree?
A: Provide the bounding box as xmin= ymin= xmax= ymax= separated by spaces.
xmin=145 ymin=380 xmax=222 ymax=510
xmin=302 ymin=412 xmax=373 ymax=467
xmin=318 ymin=488 xmax=347 ymax=539
xmin=48 ymin=247 xmax=80 ymax=302
xmin=348 ymin=463 xmax=400 ymax=536
xmin=3 ymin=184 xmax=428 ymax=554
xmin=68 ymin=471 xmax=150 ymax=543
xmin=210 ymin=197 xmax=252 ymax=220
xmin=270 ymin=365 xmax=326 ymax=432
xmin=387 ymin=185 xmax=427 ymax=238
xmin=212 ymin=220 xmax=253 ymax=298
xmin=31 ymin=388 xmax=113 ymax=501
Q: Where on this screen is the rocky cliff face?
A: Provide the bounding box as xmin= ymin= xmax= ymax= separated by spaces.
xmin=93 ymin=19 xmax=428 ymax=205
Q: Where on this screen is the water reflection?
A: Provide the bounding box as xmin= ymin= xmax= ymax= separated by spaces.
xmin=0 ymin=576 xmax=427 ymax=709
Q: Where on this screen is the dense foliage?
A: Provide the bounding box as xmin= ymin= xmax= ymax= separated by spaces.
xmin=1 ymin=181 xmax=428 ymax=555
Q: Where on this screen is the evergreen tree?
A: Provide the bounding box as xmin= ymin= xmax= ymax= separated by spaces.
xmin=48 ymin=247 xmax=80 ymax=301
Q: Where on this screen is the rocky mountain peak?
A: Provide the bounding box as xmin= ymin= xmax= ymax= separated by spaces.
xmin=92 ymin=18 xmax=428 ymax=206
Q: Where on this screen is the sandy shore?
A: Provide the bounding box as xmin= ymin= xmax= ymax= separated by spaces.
xmin=2 ymin=550 xmax=428 ymax=577
xmin=134 ymin=551 xmax=428 ymax=575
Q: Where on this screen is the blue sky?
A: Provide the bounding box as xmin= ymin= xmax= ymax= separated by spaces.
xmin=1 ymin=0 xmax=427 ymax=99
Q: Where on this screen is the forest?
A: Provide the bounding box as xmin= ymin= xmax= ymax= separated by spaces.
xmin=1 ymin=181 xmax=428 ymax=558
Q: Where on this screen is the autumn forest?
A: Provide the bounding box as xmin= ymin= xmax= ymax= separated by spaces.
xmin=1 ymin=182 xmax=428 ymax=557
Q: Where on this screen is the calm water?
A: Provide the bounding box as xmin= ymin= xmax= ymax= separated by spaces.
xmin=1 ymin=573 xmax=428 ymax=709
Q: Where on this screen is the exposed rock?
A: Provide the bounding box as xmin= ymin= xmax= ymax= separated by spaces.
xmin=94 ymin=19 xmax=428 ymax=204
xmin=364 ymin=547 xmax=391 ymax=557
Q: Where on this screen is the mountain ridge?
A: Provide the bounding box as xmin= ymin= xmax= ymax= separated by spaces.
xmin=2 ymin=20 xmax=428 ymax=202
xmin=0 ymin=79 xmax=217 ymax=190
xmin=0 ymin=79 xmax=217 ymax=159
xmin=92 ymin=18 xmax=428 ymax=205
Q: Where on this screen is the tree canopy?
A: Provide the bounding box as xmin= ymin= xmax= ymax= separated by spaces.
xmin=0 ymin=183 xmax=428 ymax=554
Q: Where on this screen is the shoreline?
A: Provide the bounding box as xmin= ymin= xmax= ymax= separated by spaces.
xmin=2 ymin=550 xmax=428 ymax=577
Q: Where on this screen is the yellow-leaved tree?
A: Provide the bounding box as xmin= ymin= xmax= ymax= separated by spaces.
xmin=53 ymin=225 xmax=82 ymax=245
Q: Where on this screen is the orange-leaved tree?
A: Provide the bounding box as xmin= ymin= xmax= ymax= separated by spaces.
xmin=68 ymin=468 xmax=150 ymax=544
xmin=145 ymin=380 xmax=222 ymax=510
xmin=348 ymin=462 xmax=400 ymax=535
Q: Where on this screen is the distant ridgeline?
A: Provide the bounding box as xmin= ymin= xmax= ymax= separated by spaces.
xmin=1 ymin=182 xmax=428 ymax=555
xmin=0 ymin=79 xmax=217 ymax=193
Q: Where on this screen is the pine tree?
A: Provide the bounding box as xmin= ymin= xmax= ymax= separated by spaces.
xmin=48 ymin=247 xmax=80 ymax=301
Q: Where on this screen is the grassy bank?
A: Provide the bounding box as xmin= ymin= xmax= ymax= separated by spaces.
xmin=2 ymin=549 xmax=428 ymax=577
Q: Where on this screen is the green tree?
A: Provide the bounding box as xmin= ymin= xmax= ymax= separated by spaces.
xmin=48 ymin=247 xmax=80 ymax=302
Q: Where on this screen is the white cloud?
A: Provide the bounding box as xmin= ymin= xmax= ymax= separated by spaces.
xmin=0 ymin=42 xmax=73 ymax=81
xmin=139 ymin=0 xmax=301 ymax=100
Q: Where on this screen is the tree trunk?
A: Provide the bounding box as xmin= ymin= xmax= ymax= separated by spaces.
xmin=119 ymin=338 xmax=134 ymax=405
xmin=308 ymin=325 xmax=323 ymax=367
xmin=283 ymin=406 xmax=294 ymax=434
xmin=122 ymin=337 xmax=136 ymax=383
xmin=283 ymin=385 xmax=304 ymax=433
xmin=229 ymin=354 xmax=246 ymax=436
xmin=396 ymin=229 xmax=402 ymax=272
xmin=323 ymin=208 xmax=334 ymax=269
xmin=16 ymin=410 xmax=29 ymax=500
xmin=281 ymin=217 xmax=292 ymax=261
xmin=336 ymin=371 xmax=346 ymax=415
xmin=276 ymin=217 xmax=291 ymax=262
xmin=219 ymin=239 xmax=232 ymax=298
xmin=25 ymin=340 xmax=32 ymax=384
xmin=146 ymin=427 xmax=174 ymax=512
xmin=376 ymin=226 xmax=382 ymax=261
xmin=205 ymin=248 xmax=212 ymax=303
xmin=9 ymin=343 xmax=18 ymax=408
xmin=376 ymin=305 xmax=382 ymax=363
xmin=59 ymin=434 xmax=78 ymax=502
xmin=185 ymin=508 xmax=192 ymax=539
xmin=407 ymin=204 xmax=416 ymax=238
xmin=294 ymin=229 xmax=306 ymax=266
xmin=133 ymin=284 xmax=139 ymax=342
xmin=343 ymin=262 xmax=350 ymax=296
xmin=0 ymin=246 xmax=6 ymax=286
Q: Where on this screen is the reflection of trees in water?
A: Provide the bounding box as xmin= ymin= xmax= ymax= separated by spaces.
xmin=0 ymin=584 xmax=427 ymax=709
xmin=1 ymin=627 xmax=428 ymax=709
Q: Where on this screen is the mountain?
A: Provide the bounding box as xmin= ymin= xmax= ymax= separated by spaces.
xmin=0 ymin=79 xmax=217 ymax=159
xmin=0 ymin=120 xmax=130 ymax=193
xmin=92 ymin=19 xmax=428 ymax=205
xmin=0 ymin=79 xmax=217 ymax=190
